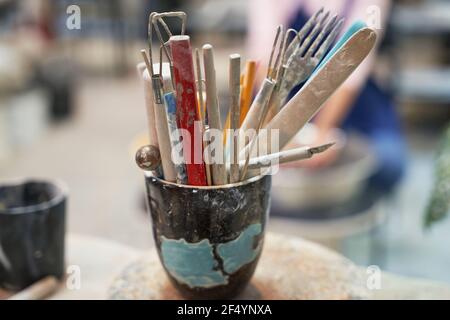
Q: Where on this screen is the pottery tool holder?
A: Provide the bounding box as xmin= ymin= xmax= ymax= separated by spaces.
xmin=135 ymin=9 xmax=377 ymax=300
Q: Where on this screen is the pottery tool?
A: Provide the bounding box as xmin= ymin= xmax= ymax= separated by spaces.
xmin=239 ymin=60 xmax=257 ymax=125
xmin=314 ymin=20 xmax=368 ymax=75
xmin=150 ymin=11 xmax=187 ymax=79
xmin=137 ymin=143 xmax=334 ymax=176
xmin=141 ymin=50 xmax=177 ymax=182
xmin=262 ymin=29 xmax=297 ymax=126
xmin=195 ymin=48 xmax=206 ymax=122
xmin=239 ymin=26 xmax=283 ymax=143
xmin=170 ymin=35 xmax=207 ymax=186
xmin=241 ymin=143 xmax=334 ymax=171
xmin=139 ymin=64 xmax=159 ymax=148
xmin=239 ymin=26 xmax=285 ymax=180
xmin=244 ymin=27 xmax=377 ymax=159
xmin=277 ymin=11 xmax=344 ymax=106
xmin=163 ymin=78 xmax=188 ymax=184
xmin=8 ymin=276 xmax=60 ymax=300
xmin=135 ymin=145 xmax=162 ymax=172
xmin=203 ymin=126 xmax=213 ymax=186
xmin=203 ymin=44 xmax=227 ymax=185
xmin=229 ymin=53 xmax=241 ymax=183
xmin=284 ymin=7 xmax=324 ymax=61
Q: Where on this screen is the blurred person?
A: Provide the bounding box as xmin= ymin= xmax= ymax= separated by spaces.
xmin=247 ymin=0 xmax=406 ymax=194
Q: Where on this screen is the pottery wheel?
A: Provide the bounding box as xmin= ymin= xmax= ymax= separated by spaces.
xmin=108 ymin=233 xmax=369 ymax=300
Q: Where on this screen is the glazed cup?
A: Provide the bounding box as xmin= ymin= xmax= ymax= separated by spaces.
xmin=0 ymin=179 xmax=67 ymax=291
xmin=144 ymin=173 xmax=271 ymax=299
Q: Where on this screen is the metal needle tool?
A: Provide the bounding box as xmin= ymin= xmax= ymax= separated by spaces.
xmin=239 ymin=26 xmax=283 ymax=144
xmin=241 ymin=143 xmax=334 ymax=171
xmin=142 ymin=143 xmax=335 ymax=174
xmin=151 ymin=11 xmax=187 ymax=81
xmin=239 ymin=25 xmax=285 ymax=180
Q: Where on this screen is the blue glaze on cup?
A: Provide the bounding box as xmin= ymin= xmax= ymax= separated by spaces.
xmin=160 ymin=223 xmax=263 ymax=289
xmin=161 ymin=237 xmax=228 ymax=288
xmin=217 ymin=224 xmax=262 ymax=274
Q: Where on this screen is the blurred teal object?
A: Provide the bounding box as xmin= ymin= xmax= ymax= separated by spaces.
xmin=425 ymin=124 xmax=450 ymax=227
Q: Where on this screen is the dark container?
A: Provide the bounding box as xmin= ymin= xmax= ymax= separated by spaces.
xmin=0 ymin=179 xmax=67 ymax=291
xmin=145 ymin=174 xmax=271 ymax=299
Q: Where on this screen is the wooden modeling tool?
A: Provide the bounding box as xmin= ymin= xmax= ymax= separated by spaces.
xmin=203 ymin=44 xmax=227 ymax=185
xmin=229 ymin=54 xmax=241 ymax=183
xmin=239 ymin=61 xmax=257 ymax=125
xmin=170 ymin=35 xmax=207 ymax=186
xmin=141 ymin=50 xmax=177 ymax=182
xmin=139 ymin=63 xmax=159 ymax=148
xmin=203 ymin=126 xmax=213 ymax=186
xmin=244 ymin=28 xmax=377 ymax=159
xmin=8 ymin=276 xmax=60 ymax=300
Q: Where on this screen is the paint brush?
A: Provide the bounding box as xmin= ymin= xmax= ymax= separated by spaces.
xmin=170 ymin=35 xmax=207 ymax=186
xmin=203 ymin=44 xmax=227 ymax=185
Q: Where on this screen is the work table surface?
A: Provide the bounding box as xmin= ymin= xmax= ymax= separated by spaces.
xmin=25 ymin=233 xmax=450 ymax=300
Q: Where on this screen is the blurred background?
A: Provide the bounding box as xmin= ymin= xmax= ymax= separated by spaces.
xmin=0 ymin=0 xmax=449 ymax=284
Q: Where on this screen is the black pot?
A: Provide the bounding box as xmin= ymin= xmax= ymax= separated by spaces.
xmin=0 ymin=179 xmax=67 ymax=291
xmin=144 ymin=174 xmax=271 ymax=299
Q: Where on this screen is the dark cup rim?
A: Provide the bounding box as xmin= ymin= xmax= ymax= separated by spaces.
xmin=145 ymin=171 xmax=270 ymax=190
xmin=0 ymin=178 xmax=68 ymax=215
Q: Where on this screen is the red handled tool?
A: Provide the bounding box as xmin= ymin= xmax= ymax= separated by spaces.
xmin=170 ymin=35 xmax=207 ymax=186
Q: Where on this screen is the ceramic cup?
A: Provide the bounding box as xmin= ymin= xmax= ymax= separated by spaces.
xmin=0 ymin=179 xmax=67 ymax=291
xmin=144 ymin=173 xmax=271 ymax=299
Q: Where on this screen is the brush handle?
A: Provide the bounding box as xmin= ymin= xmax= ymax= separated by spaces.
xmin=170 ymin=35 xmax=207 ymax=186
